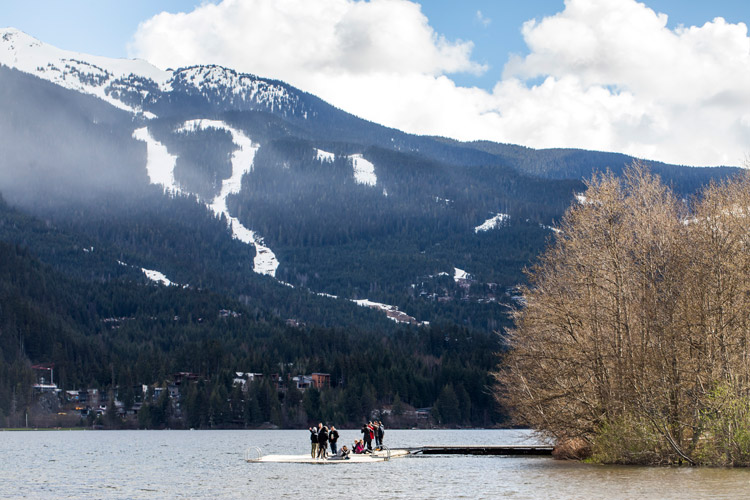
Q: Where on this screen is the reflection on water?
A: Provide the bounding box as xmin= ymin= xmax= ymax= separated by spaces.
xmin=2 ymin=429 xmax=750 ymax=499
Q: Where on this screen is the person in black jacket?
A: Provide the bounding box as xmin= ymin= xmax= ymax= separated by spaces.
xmin=309 ymin=426 xmax=319 ymax=459
xmin=317 ymin=425 xmax=329 ymax=459
xmin=361 ymin=422 xmax=373 ymax=452
xmin=376 ymin=421 xmax=385 ymax=449
xmin=329 ymin=425 xmax=340 ymax=455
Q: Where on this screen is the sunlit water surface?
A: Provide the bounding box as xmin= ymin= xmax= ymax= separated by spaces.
xmin=2 ymin=429 xmax=750 ymax=499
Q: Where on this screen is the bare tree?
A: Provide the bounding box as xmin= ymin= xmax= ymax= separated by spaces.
xmin=496 ymin=163 xmax=750 ymax=465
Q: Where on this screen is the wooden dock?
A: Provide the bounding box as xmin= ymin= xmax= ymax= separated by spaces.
xmin=414 ymin=445 xmax=553 ymax=456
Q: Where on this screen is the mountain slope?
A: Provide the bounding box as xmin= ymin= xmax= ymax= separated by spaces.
xmin=0 ymin=28 xmax=741 ymax=333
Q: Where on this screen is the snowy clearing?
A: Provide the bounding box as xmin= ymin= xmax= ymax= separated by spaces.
xmin=349 ymin=154 xmax=377 ymax=187
xmin=475 ymin=213 xmax=509 ymax=233
xmin=132 ymin=127 xmax=182 ymax=194
xmin=133 ymin=121 xmax=279 ymax=277
xmin=316 ymin=149 xmax=335 ymax=162
xmin=454 ymin=268 xmax=471 ymax=282
xmin=141 ymin=268 xmax=175 ymax=287
xmin=541 ymin=224 xmax=562 ymax=234
xmin=353 ymin=299 xmax=427 ymax=326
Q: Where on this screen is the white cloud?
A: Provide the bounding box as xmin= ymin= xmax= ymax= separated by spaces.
xmin=476 ymin=10 xmax=491 ymax=27
xmin=130 ymin=0 xmax=483 ymax=77
xmin=130 ymin=0 xmax=750 ymax=167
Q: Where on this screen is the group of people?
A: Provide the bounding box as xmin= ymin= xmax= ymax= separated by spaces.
xmin=308 ymin=421 xmax=385 ymax=460
xmin=359 ymin=421 xmax=385 ymax=451
xmin=309 ymin=423 xmax=340 ymax=459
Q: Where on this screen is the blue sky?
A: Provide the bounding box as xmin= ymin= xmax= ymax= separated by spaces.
xmin=2 ymin=1 xmax=749 ymax=166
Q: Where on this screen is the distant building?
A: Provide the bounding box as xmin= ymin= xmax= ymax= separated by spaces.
xmin=311 ymin=373 xmax=330 ymax=389
xmin=415 ymin=408 xmax=432 ymax=419
xmin=291 ymin=373 xmax=331 ymax=391
xmin=31 ymin=363 xmax=60 ymax=394
xmin=173 ymin=372 xmax=200 ymax=385
xmin=233 ymin=372 xmax=263 ymax=389
xmin=293 ymin=375 xmax=312 ymax=390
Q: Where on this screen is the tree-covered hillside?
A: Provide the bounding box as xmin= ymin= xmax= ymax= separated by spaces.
xmin=0 ymin=233 xmax=502 ymax=428
xmin=0 ymin=59 xmax=742 ymax=429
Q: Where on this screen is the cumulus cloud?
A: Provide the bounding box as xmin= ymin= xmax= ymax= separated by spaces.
xmin=130 ymin=0 xmax=750 ymax=167
xmin=130 ymin=0 xmax=483 ymax=77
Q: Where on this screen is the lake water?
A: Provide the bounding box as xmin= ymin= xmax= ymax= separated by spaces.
xmin=2 ymin=428 xmax=750 ymax=499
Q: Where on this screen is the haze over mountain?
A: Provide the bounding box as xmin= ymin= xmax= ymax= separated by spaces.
xmin=0 ymin=28 xmax=740 ymax=427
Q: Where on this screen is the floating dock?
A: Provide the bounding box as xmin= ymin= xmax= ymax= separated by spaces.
xmin=246 ymin=445 xmax=552 ymax=463
xmin=246 ymin=448 xmax=410 ymax=463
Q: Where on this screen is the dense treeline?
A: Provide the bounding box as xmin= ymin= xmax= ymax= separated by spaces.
xmin=167 ymin=125 xmax=235 ymax=201
xmin=498 ymin=164 xmax=750 ymax=466
xmin=0 ymin=237 xmax=501 ymax=428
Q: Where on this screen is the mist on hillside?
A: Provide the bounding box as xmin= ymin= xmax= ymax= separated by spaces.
xmin=0 ymin=66 xmax=147 ymax=212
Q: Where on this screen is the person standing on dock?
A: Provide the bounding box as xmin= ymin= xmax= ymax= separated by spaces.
xmin=317 ymin=425 xmax=329 ymax=459
xmin=376 ymin=421 xmax=385 ymax=449
xmin=329 ymin=425 xmax=339 ymax=455
xmin=309 ymin=426 xmax=319 ymax=459
xmin=361 ymin=422 xmax=373 ymax=451
xmin=372 ymin=421 xmax=380 ymax=448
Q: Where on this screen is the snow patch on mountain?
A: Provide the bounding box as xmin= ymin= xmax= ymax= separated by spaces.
xmin=353 ymin=299 xmax=427 ymax=326
xmin=475 ymin=213 xmax=509 ymax=233
xmin=171 ymin=65 xmax=298 ymax=113
xmin=316 ymin=149 xmax=335 ymax=162
xmin=133 ymin=120 xmax=279 ymax=277
xmin=454 ymin=267 xmax=471 ymax=282
xmin=575 ymin=193 xmax=591 ymax=205
xmin=142 ymin=268 xmax=176 ymax=286
xmin=541 ymin=224 xmax=562 ymax=234
xmin=132 ymin=127 xmax=183 ymax=194
xmin=349 ymin=154 xmax=377 ymax=186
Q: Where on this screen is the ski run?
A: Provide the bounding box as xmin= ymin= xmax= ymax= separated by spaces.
xmin=133 ymin=120 xmax=279 ymax=277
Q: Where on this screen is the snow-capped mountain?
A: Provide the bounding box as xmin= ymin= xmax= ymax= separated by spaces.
xmin=0 ymin=27 xmax=306 ymax=119
xmin=0 ymin=27 xmax=168 ymax=114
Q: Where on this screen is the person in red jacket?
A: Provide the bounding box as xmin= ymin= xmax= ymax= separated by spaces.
xmin=361 ymin=422 xmax=373 ymax=452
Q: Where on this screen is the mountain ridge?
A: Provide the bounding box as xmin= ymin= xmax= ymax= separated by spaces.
xmin=3 ymin=26 xmax=740 ymax=174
